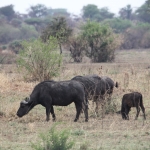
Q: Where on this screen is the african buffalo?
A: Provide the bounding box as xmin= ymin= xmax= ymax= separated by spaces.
xmin=71 ymin=75 xmax=118 ymax=113
xmin=100 ymin=76 xmax=118 ymax=100
xmin=117 ymin=92 xmax=146 ymax=120
xmin=17 ymin=80 xmax=88 ymax=122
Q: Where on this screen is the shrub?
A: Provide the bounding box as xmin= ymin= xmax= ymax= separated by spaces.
xmin=1 ymin=45 xmax=7 ymax=50
xmin=80 ymin=20 xmax=120 ymax=62
xmin=79 ymin=142 xmax=89 ymax=150
xmin=0 ymin=24 xmax=20 ymax=44
xmin=0 ymin=23 xmax=38 ymax=44
xmin=0 ymin=52 xmax=16 ymax=64
xmin=104 ymin=101 xmax=117 ymax=114
xmin=19 ymin=24 xmax=38 ymax=40
xmin=17 ymin=37 xmax=62 ymax=82
xmin=69 ymin=36 xmax=86 ymax=62
xmin=71 ymin=129 xmax=85 ymax=136
xmin=8 ymin=40 xmax=22 ymax=54
xmin=98 ymin=96 xmax=118 ymax=116
xmin=11 ymin=18 xmax=22 ymax=27
xmin=122 ymin=22 xmax=150 ymax=49
xmin=31 ymin=124 xmax=74 ymax=150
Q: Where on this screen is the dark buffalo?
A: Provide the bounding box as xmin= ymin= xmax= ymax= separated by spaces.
xmin=17 ymin=80 xmax=88 ymax=122
xmin=71 ymin=75 xmax=118 ymax=113
xmin=117 ymin=92 xmax=146 ymax=120
xmin=101 ymin=76 xmax=118 ymax=100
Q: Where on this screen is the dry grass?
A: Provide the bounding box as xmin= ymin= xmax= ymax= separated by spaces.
xmin=1 ymin=49 xmax=150 ymax=149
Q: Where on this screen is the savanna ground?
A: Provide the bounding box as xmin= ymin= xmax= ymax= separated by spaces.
xmin=1 ymin=49 xmax=150 ymax=150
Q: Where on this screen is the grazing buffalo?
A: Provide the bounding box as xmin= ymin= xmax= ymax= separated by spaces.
xmin=71 ymin=75 xmax=118 ymax=113
xmin=117 ymin=92 xmax=146 ymax=120
xmin=17 ymin=80 xmax=88 ymax=122
xmin=101 ymin=76 xmax=118 ymax=101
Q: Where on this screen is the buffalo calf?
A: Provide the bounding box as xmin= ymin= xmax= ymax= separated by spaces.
xmin=119 ymin=92 xmax=146 ymax=120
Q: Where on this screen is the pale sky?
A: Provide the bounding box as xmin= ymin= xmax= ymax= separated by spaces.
xmin=0 ymin=0 xmax=146 ymax=16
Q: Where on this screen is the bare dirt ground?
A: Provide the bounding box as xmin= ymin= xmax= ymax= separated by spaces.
xmin=1 ymin=49 xmax=150 ymax=150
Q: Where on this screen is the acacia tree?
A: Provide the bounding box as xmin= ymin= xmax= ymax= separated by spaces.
xmin=119 ymin=5 xmax=132 ymax=20
xmin=41 ymin=16 xmax=72 ymax=54
xmin=80 ymin=20 xmax=119 ymax=62
xmin=99 ymin=7 xmax=114 ymax=21
xmin=0 ymin=5 xmax=15 ymax=21
xmin=82 ymin=4 xmax=100 ymax=20
xmin=28 ymin=4 xmax=48 ymax=18
xmin=135 ymin=1 xmax=150 ymax=23
xmin=82 ymin=5 xmax=114 ymax=21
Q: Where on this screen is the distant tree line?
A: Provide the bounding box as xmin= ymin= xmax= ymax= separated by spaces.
xmin=0 ymin=0 xmax=150 ymax=63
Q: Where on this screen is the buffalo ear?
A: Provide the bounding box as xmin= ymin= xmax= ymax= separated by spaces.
xmin=25 ymin=97 xmax=28 ymax=101
xmin=25 ymin=97 xmax=30 ymax=102
xmin=116 ymin=110 xmax=121 ymax=114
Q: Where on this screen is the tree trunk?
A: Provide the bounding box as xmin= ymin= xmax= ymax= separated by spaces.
xmin=59 ymin=44 xmax=62 ymax=54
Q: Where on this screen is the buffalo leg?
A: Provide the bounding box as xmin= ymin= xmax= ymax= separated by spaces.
xmin=82 ymin=102 xmax=88 ymax=122
xmin=140 ymin=105 xmax=146 ymax=120
xmin=50 ymin=106 xmax=56 ymax=121
xmin=122 ymin=112 xmax=126 ymax=120
xmin=135 ymin=107 xmax=140 ymax=120
xmin=95 ymin=100 xmax=101 ymax=115
xmin=46 ymin=106 xmax=51 ymax=121
xmin=125 ymin=106 xmax=129 ymax=120
xmin=74 ymin=102 xmax=82 ymax=122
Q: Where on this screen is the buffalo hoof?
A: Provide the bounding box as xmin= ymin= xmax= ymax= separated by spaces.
xmin=46 ymin=118 xmax=50 ymax=122
xmin=85 ymin=119 xmax=88 ymax=122
xmin=74 ymin=119 xmax=77 ymax=122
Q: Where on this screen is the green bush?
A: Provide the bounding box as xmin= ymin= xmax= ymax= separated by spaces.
xmin=104 ymin=101 xmax=117 ymax=114
xmin=0 ymin=24 xmax=20 ymax=44
xmin=79 ymin=142 xmax=89 ymax=150
xmin=11 ymin=18 xmax=22 ymax=27
xmin=71 ymin=129 xmax=85 ymax=136
xmin=0 ymin=23 xmax=38 ymax=44
xmin=80 ymin=20 xmax=120 ymax=62
xmin=31 ymin=124 xmax=74 ymax=150
xmin=17 ymin=37 xmax=62 ymax=81
xmin=97 ymin=97 xmax=118 ymax=116
xmin=9 ymin=40 xmax=22 ymax=53
xmin=0 ymin=52 xmax=16 ymax=64
xmin=1 ymin=45 xmax=7 ymax=50
xmin=19 ymin=24 xmax=38 ymax=40
xmin=122 ymin=22 xmax=150 ymax=49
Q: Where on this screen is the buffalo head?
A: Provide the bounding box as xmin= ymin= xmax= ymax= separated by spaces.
xmin=17 ymin=97 xmax=32 ymax=117
xmin=116 ymin=110 xmax=127 ymax=120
